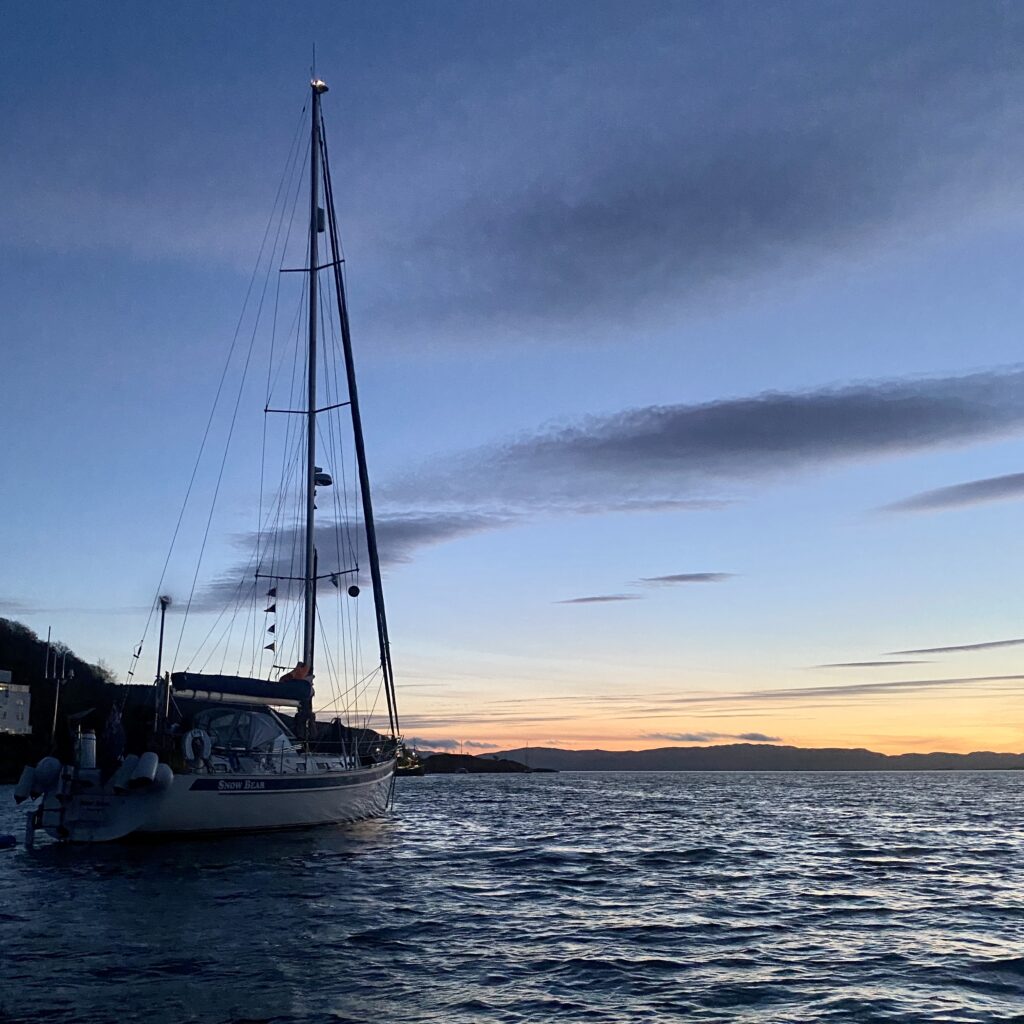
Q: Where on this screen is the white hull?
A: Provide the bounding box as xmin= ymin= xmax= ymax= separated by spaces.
xmin=33 ymin=760 xmax=395 ymax=843
xmin=140 ymin=760 xmax=394 ymax=835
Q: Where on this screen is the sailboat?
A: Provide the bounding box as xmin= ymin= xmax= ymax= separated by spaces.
xmin=15 ymin=78 xmax=401 ymax=843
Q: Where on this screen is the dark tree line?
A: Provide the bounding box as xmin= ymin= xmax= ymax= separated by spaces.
xmin=0 ymin=617 xmax=126 ymax=778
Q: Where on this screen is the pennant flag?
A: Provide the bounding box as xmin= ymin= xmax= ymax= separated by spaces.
xmin=264 ymin=642 xmax=276 ymax=651
xmin=266 ymin=587 xmax=277 ymax=598
xmin=264 ymin=603 xmax=276 ymax=614
xmin=267 ymin=624 xmax=275 ymax=634
xmin=330 ymin=573 xmax=339 ymax=588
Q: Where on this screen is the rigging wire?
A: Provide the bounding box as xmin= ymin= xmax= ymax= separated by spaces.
xmin=257 ymin=227 xmax=311 ymax=678
xmin=181 ymin=121 xmax=311 ymax=678
xmin=169 ymin=257 xmax=269 ymax=672
xmin=313 ymin=282 xmax=348 ymax=714
xmin=322 ymin=262 xmax=363 ymax=727
xmin=174 ymin=145 xmax=311 ymax=671
xmin=126 ymin=99 xmax=308 ymax=685
xmin=320 ymin=114 xmax=399 ymax=737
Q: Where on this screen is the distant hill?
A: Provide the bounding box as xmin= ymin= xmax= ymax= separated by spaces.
xmin=421 ymin=752 xmax=529 ymax=774
xmin=495 ymin=743 xmax=1024 ymax=772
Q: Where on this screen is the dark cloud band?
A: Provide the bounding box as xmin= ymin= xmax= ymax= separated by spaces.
xmin=195 ymin=370 xmax=1024 ymax=610
xmin=391 ymin=369 xmax=1024 ymax=509
xmin=196 ymin=511 xmax=509 ymax=609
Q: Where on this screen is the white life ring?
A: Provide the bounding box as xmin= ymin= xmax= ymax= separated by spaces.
xmin=182 ymin=728 xmax=212 ymax=765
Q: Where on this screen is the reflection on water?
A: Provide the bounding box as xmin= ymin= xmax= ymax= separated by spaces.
xmin=2 ymin=772 xmax=1023 ymax=1023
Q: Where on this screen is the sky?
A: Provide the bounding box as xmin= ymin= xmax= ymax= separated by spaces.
xmin=4 ymin=1 xmax=1024 ymax=754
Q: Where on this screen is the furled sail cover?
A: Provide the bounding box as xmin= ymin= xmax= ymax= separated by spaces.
xmin=170 ymin=672 xmax=312 ymax=705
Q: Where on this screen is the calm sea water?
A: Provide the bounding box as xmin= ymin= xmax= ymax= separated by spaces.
xmin=1 ymin=771 xmax=1023 ymax=1023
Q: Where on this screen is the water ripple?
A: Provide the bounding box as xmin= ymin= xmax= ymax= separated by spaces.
xmin=1 ymin=771 xmax=1023 ymax=1022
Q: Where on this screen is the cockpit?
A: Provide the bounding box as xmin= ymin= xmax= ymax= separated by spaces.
xmin=192 ymin=707 xmax=296 ymax=756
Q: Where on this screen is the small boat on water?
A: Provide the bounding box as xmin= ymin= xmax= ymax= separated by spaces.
xmin=15 ymin=78 xmax=401 ymax=843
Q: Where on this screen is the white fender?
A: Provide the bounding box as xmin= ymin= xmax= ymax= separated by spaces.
xmin=110 ymin=754 xmax=140 ymax=793
xmin=31 ymin=757 xmax=61 ymax=797
xmin=129 ymin=751 xmax=159 ymax=788
xmin=14 ymin=766 xmax=34 ymax=804
xmin=151 ymin=763 xmax=174 ymax=794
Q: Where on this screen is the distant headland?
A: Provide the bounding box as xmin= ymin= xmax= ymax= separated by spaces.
xmin=491 ymin=745 xmax=1024 ymax=772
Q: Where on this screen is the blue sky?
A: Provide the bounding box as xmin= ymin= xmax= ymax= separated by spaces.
xmin=4 ymin=2 xmax=1024 ymax=751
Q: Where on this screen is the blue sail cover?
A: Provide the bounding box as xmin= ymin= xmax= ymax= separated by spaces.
xmin=171 ymin=672 xmax=312 ymax=705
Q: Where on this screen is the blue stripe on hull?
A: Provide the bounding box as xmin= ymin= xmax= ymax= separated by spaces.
xmin=188 ymin=764 xmax=392 ymax=793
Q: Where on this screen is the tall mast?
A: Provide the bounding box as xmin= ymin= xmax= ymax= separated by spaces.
xmin=303 ymin=79 xmax=329 ymax=674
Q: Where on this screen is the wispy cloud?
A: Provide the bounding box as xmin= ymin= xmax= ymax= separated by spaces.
xmin=885 ymin=638 xmax=1024 ymax=656
xmin=399 ymin=672 xmax=1024 ymax=737
xmin=556 ymin=594 xmax=643 ymax=605
xmin=373 ymin=512 xmax=511 ymax=564
xmin=643 ymin=731 xmax=781 ymax=744
xmin=381 ymin=5 xmax=1024 ymax=337
xmin=817 ymin=660 xmax=932 ymax=668
xmin=881 ymin=472 xmax=1024 ymax=513
xmin=400 ymin=712 xmax=581 ymax=730
xmin=2 ymin=184 xmax=271 ymax=272
xmin=572 ymin=499 xmax=731 ymax=515
xmin=406 ymin=736 xmax=460 ymax=751
xmin=405 ymin=737 xmax=499 ymax=751
xmin=638 ymin=573 xmax=733 ymax=586
xmin=0 ymin=601 xmax=148 ymax=617
xmin=603 ymin=674 xmax=1024 ymax=720
xmin=7 ymin=6 xmax=1024 ymax=345
xmin=669 ymin=674 xmax=1024 ymax=705
xmin=197 ymin=510 xmax=509 ymax=608
xmin=389 ymin=370 xmax=1024 ymax=511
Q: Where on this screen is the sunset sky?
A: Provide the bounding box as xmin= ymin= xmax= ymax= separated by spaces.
xmin=4 ymin=2 xmax=1024 ymax=754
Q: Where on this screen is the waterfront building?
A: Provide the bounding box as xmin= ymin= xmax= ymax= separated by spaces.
xmin=0 ymin=670 xmax=31 ymax=735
